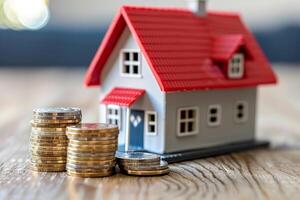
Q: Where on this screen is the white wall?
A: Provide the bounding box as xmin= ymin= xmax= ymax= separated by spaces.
xmin=99 ymin=26 xmax=166 ymax=153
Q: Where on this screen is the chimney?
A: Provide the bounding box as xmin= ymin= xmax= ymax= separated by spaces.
xmin=187 ymin=0 xmax=207 ymax=16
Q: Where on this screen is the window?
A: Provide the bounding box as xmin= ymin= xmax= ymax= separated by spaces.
xmin=208 ymin=105 xmax=222 ymax=126
xmin=228 ymin=53 xmax=244 ymax=79
xmin=177 ymin=107 xmax=199 ymax=136
xmin=145 ymin=111 xmax=157 ymax=135
xmin=234 ymin=101 xmax=248 ymax=123
xmin=121 ymin=50 xmax=141 ymax=77
xmin=106 ymin=105 xmax=121 ymax=129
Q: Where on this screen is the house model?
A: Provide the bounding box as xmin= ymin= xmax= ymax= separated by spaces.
xmin=84 ymin=0 xmax=277 ymax=162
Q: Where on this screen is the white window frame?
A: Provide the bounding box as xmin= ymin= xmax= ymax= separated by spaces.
xmin=234 ymin=101 xmax=249 ymax=123
xmin=120 ymin=49 xmax=142 ymax=78
xmin=106 ymin=105 xmax=122 ymax=130
xmin=145 ymin=111 xmax=157 ymax=136
xmin=177 ymin=107 xmax=199 ymax=137
xmin=207 ymin=104 xmax=222 ymax=127
xmin=228 ymin=53 xmax=244 ymax=79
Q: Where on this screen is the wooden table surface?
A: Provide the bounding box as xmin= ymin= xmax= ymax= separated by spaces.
xmin=1 ymin=66 xmax=300 ymax=200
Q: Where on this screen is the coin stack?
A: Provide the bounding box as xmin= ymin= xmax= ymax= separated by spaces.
xmin=66 ymin=123 xmax=119 ymax=178
xmin=116 ymin=152 xmax=169 ymax=176
xmin=30 ymin=107 xmax=82 ymax=172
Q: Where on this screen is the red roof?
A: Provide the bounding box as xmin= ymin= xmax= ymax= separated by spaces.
xmin=85 ymin=6 xmax=277 ymax=92
xmin=101 ymin=87 xmax=145 ymax=107
xmin=212 ymin=34 xmax=247 ymax=62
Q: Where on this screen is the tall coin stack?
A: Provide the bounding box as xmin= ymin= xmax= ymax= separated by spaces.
xmin=66 ymin=123 xmax=119 ymax=178
xmin=30 ymin=107 xmax=82 ymax=172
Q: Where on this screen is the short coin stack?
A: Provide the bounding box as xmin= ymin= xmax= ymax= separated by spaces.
xmin=116 ymin=152 xmax=169 ymax=176
xmin=66 ymin=123 xmax=119 ymax=178
xmin=30 ymin=107 xmax=82 ymax=172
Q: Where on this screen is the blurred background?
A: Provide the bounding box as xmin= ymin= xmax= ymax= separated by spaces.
xmin=0 ymin=0 xmax=299 ymax=67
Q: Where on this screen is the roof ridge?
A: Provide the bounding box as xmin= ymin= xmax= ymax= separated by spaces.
xmin=121 ymin=5 xmax=194 ymax=13
xmin=208 ymin=11 xmax=240 ymax=17
xmin=121 ymin=5 xmax=240 ymax=17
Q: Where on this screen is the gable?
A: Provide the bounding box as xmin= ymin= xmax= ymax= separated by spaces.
xmin=85 ymin=6 xmax=277 ymax=92
xmin=211 ymin=34 xmax=253 ymax=62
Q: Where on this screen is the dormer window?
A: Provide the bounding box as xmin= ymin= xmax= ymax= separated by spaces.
xmin=228 ymin=53 xmax=244 ymax=79
xmin=121 ymin=50 xmax=141 ymax=77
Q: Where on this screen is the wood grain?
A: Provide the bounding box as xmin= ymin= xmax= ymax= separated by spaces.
xmin=0 ymin=66 xmax=300 ymax=200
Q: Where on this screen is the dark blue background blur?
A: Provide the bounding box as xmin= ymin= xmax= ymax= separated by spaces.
xmin=0 ymin=0 xmax=299 ymax=67
xmin=1 ymin=26 xmax=299 ymax=66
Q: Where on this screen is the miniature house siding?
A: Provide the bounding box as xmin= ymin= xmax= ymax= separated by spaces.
xmin=164 ymin=88 xmax=257 ymax=153
xmin=98 ymin=27 xmax=166 ymax=153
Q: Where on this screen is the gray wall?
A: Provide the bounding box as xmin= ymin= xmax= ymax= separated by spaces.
xmin=165 ymin=88 xmax=257 ymax=153
xmin=99 ymin=26 xmax=166 ymax=153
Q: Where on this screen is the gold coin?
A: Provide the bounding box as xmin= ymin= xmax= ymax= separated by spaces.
xmin=67 ymin=166 xmax=115 ymax=173
xmin=30 ymin=135 xmax=68 ymax=141
xmin=67 ymin=155 xmax=115 ymax=162
xmin=68 ymin=143 xmax=117 ymax=149
xmin=32 ymin=127 xmax=66 ymax=132
xmin=30 ymin=133 xmax=67 ymax=139
xmin=33 ymin=115 xmax=81 ymax=121
xmin=67 ymin=123 xmax=118 ymax=133
xmin=30 ymin=131 xmax=66 ymax=137
xmin=30 ymin=149 xmax=67 ymax=156
xmin=122 ymin=168 xmax=169 ymax=176
xmin=66 ymin=131 xmax=119 ymax=138
xmin=67 ymin=135 xmax=118 ymax=141
xmin=67 ymin=158 xmax=116 ymax=166
xmin=31 ymin=162 xmax=66 ymax=168
xmin=30 ymin=155 xmax=66 ymax=161
xmin=29 ymin=141 xmax=68 ymax=147
xmin=30 ymin=145 xmax=67 ymax=151
xmin=68 ymin=139 xmax=118 ymax=146
xmin=31 ymin=129 xmax=66 ymax=135
xmin=66 ymin=164 xmax=116 ymax=171
xmin=67 ymin=170 xmax=115 ymax=178
xmin=30 ymin=120 xmax=78 ymax=128
xmin=67 ymin=151 xmax=115 ymax=158
xmin=118 ymin=160 xmax=161 ymax=167
xmin=67 ymin=146 xmax=117 ymax=153
xmin=30 ymin=141 xmax=68 ymax=147
xmin=32 ymin=119 xmax=81 ymax=124
xmin=31 ymin=159 xmax=66 ymax=164
xmin=120 ymin=160 xmax=168 ymax=170
xmin=30 ymin=166 xmax=66 ymax=172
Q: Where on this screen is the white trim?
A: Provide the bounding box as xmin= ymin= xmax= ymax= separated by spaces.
xmin=125 ymin=108 xmax=130 ymax=152
xmin=177 ymin=107 xmax=199 ymax=137
xmin=145 ymin=111 xmax=158 ymax=136
xmin=119 ymin=49 xmax=142 ymax=78
xmin=207 ymin=104 xmax=222 ymax=127
xmin=228 ymin=53 xmax=244 ymax=79
xmin=106 ymin=105 xmax=122 ymax=130
xmin=234 ymin=101 xmax=249 ymax=123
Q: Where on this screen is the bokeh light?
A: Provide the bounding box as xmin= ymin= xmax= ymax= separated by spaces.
xmin=0 ymin=0 xmax=49 ymax=30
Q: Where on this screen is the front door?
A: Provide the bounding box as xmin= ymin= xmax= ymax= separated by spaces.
xmin=129 ymin=110 xmax=144 ymax=149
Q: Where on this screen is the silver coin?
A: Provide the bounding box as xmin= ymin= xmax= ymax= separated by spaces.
xmin=116 ymin=151 xmax=160 ymax=162
xmin=33 ymin=107 xmax=82 ymax=116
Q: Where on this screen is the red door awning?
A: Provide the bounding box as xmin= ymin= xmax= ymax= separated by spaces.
xmin=101 ymin=87 xmax=145 ymax=107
